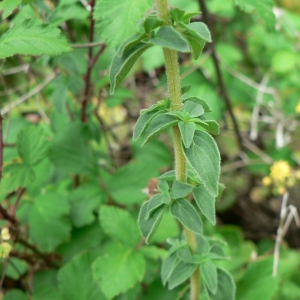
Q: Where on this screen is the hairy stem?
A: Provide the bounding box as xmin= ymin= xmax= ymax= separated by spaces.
xmin=155 ymin=0 xmax=200 ymax=299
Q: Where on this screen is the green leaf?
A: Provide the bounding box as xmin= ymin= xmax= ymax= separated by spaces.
xmin=170 ymin=180 xmax=194 ymax=199
xmin=178 ymin=121 xmax=196 ymax=148
xmin=138 ymin=201 xmax=165 ymax=243
xmin=0 ymin=19 xmax=72 ymax=59
xmin=0 ymin=0 xmax=21 ymax=19
xmin=201 ymin=120 xmax=220 ymax=135
xmin=149 ymin=26 xmax=190 ymax=52
xmin=140 ymin=245 xmax=167 ymax=260
xmin=183 ymin=97 xmax=212 ymax=112
xmin=184 ymin=131 xmax=220 ymax=197
xmin=168 ymin=261 xmax=198 ymax=289
xmin=209 ymin=268 xmax=235 ymax=300
xmin=146 ymin=194 xmax=165 ymax=219
xmin=133 ymin=111 xmax=161 ymax=141
xmin=177 ymin=246 xmax=192 ymax=262
xmin=161 ymin=252 xmax=178 ymax=285
xmin=201 ymin=261 xmax=218 ymax=294
xmin=49 ymin=121 xmax=97 ymax=176
xmin=0 ymin=164 xmax=35 ymax=197
xmin=17 ymin=125 xmax=49 ymax=166
xmin=32 ymin=285 xmax=63 ymax=300
xmin=3 ymin=289 xmax=27 ymax=300
xmin=95 ymin=0 xmax=152 ymax=48
xmin=110 ymin=34 xmax=152 ymax=94
xmin=158 ymin=180 xmax=169 ymax=193
xmin=182 ymin=101 xmax=204 ymax=117
xmin=233 ymin=0 xmax=275 ymax=31
xmin=58 ymin=252 xmax=105 ymax=300
xmin=196 ymin=234 xmax=210 ymax=255
xmin=193 ymin=185 xmax=216 ymax=225
xmin=180 ymin=22 xmax=211 ymax=59
xmin=143 ymin=15 xmax=164 ymax=33
xmin=236 ymin=257 xmax=279 ymax=300
xmin=93 ymin=243 xmax=145 ymax=300
xmin=141 ymin=113 xmax=178 ymax=145
xmin=170 ymin=198 xmax=203 ymax=234
xmin=170 ymin=7 xmax=186 ymax=22
xmin=100 ymin=205 xmax=141 ymax=248
xmin=181 ymin=84 xmax=192 ymax=95
xmin=29 ymin=192 xmax=71 ymax=252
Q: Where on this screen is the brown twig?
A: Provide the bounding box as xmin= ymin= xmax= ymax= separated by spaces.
xmin=198 ymin=0 xmax=244 ymax=151
xmin=0 ymin=204 xmax=18 ymax=224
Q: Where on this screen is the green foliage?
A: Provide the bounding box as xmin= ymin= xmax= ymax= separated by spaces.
xmin=0 ymin=0 xmax=22 ymax=19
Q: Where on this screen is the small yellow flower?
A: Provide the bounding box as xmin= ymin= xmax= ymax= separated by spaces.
xmin=270 ymin=160 xmax=291 ymax=183
xmin=277 ymin=186 xmax=286 ymax=195
xmin=0 ymin=242 xmax=12 ymax=258
xmin=295 ymin=170 xmax=300 ymax=179
xmin=1 ymin=228 xmax=10 ymax=240
xmin=296 ymin=101 xmax=300 ymax=113
xmin=262 ymin=176 xmax=272 ymax=186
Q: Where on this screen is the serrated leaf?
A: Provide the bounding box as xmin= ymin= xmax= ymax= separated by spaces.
xmin=95 ymin=0 xmax=152 ymax=48
xmin=29 ymin=192 xmax=71 ymax=252
xmin=170 ymin=198 xmax=203 ymax=234
xmin=149 ymin=26 xmax=190 ymax=53
xmin=0 ymin=19 xmax=72 ymax=59
xmin=209 ymin=268 xmax=235 ymax=300
xmin=161 ymin=252 xmax=178 ymax=285
xmin=181 ymin=22 xmax=211 ymax=59
xmin=178 ymin=121 xmax=196 ymax=148
xmin=133 ymin=110 xmax=161 ymax=141
xmin=233 ymin=0 xmax=275 ymax=31
xmin=110 ymin=34 xmax=152 ymax=94
xmin=100 ymin=205 xmax=140 ymax=248
xmin=182 ymin=101 xmax=204 ymax=117
xmin=168 ymin=261 xmax=198 ymax=289
xmin=201 ymin=261 xmax=218 ymax=294
xmin=146 ymin=194 xmax=165 ymax=219
xmin=58 ymin=252 xmax=105 ymax=300
xmin=170 ymin=180 xmax=194 ymax=199
xmin=138 ymin=201 xmax=165 ymax=243
xmin=0 ymin=0 xmax=21 ymax=19
xmin=93 ymin=243 xmax=145 ymax=300
xmin=193 ymin=184 xmax=216 ymax=225
xmin=183 ymin=131 xmax=220 ymax=197
xmin=183 ymin=97 xmax=212 ymax=112
xmin=17 ymin=125 xmax=49 ymax=166
xmin=141 ymin=113 xmax=178 ymax=145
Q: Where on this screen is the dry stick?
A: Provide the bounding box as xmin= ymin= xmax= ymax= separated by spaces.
xmin=155 ymin=1 xmax=200 ymax=299
xmin=198 ymin=0 xmax=244 ymax=152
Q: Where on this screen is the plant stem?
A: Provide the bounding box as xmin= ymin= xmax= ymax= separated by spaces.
xmin=155 ymin=0 xmax=200 ymax=299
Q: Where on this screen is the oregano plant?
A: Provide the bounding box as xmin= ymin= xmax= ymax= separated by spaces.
xmin=109 ymin=0 xmax=236 ymax=299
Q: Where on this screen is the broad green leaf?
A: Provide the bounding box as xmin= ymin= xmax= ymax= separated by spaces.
xmin=183 ymin=131 xmax=220 ymax=197
xmin=182 ymin=101 xmax=204 ymax=117
xmin=183 ymin=97 xmax=212 ymax=112
xmin=138 ymin=201 xmax=165 ymax=243
xmin=110 ymin=34 xmax=152 ymax=94
xmin=0 ymin=0 xmax=21 ymax=19
xmin=69 ymin=184 xmax=105 ymax=227
xmin=272 ymin=51 xmax=298 ymax=74
xmin=168 ymin=261 xmax=198 ymax=289
xmin=133 ymin=110 xmax=161 ymax=141
xmin=58 ymin=252 xmax=105 ymax=300
xmin=17 ymin=125 xmax=49 ymax=166
xmin=233 ymin=0 xmax=275 ymax=31
xmin=32 ymin=285 xmax=63 ymax=300
xmin=170 ymin=198 xmax=203 ymax=234
xmin=100 ymin=205 xmax=141 ymax=248
xmin=95 ymin=0 xmax=152 ymax=48
xmin=49 ymin=121 xmax=97 ymax=176
xmin=29 ymin=192 xmax=71 ymax=252
xmin=170 ymin=180 xmax=194 ymax=199
xmin=3 ymin=289 xmax=27 ymax=300
xmin=0 ymin=164 xmax=35 ymax=197
xmin=178 ymin=121 xmax=196 ymax=148
xmin=193 ymin=185 xmax=216 ymax=225
xmin=201 ymin=261 xmax=218 ymax=294
xmin=93 ymin=243 xmax=145 ymax=300
xmin=140 ymin=246 xmax=167 ymax=260
xmin=6 ymin=257 xmax=27 ymax=280
xmin=180 ymin=22 xmax=211 ymax=59
xmin=141 ymin=114 xmax=178 ymax=145
xmin=170 ymin=7 xmax=186 ymax=22
xmin=146 ymin=194 xmax=165 ymax=219
xmin=210 ymin=268 xmax=235 ymax=300
xmin=149 ymin=26 xmax=190 ymax=53
xmin=0 ymin=19 xmax=71 ymax=59
xmin=161 ymin=252 xmax=178 ymax=285
xmin=236 ymin=257 xmax=279 ymax=300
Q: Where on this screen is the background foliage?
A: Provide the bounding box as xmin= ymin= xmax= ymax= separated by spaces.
xmin=0 ymin=0 xmax=300 ymax=299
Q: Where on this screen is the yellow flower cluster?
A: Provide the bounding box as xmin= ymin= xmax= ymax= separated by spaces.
xmin=262 ymin=160 xmax=296 ymax=195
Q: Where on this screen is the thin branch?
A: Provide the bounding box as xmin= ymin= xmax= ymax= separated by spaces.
xmin=198 ymin=0 xmax=244 ymax=151
xmin=0 ymin=72 xmax=58 ymax=115
xmin=1 ymin=64 xmax=30 ymax=76
xmin=0 ymin=204 xmax=18 ymax=224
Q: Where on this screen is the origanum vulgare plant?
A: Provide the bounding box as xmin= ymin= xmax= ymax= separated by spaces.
xmin=110 ymin=0 xmax=236 ymax=299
